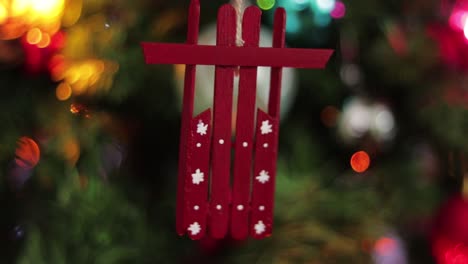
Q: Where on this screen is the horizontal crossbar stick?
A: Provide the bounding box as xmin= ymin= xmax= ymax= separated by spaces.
xmin=141 ymin=43 xmax=333 ymax=69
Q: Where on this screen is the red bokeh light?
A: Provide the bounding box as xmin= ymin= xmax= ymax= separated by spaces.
xmin=350 ymin=151 xmax=370 ymax=173
xmin=15 ymin=137 xmax=40 ymax=169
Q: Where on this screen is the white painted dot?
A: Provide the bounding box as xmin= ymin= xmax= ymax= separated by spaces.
xmin=219 ymin=139 xmax=224 ymax=145
xmin=259 ymin=206 xmax=265 ymax=211
xmin=237 ymin=205 xmax=244 ymax=211
xmin=216 ymin=205 xmax=222 ymax=210
xmin=243 ymin=142 xmax=248 ymax=147
xmin=194 ymin=205 xmax=200 ymax=210
xmin=196 ymin=143 xmax=201 ymax=148
xmin=263 ymin=143 xmax=269 ymax=148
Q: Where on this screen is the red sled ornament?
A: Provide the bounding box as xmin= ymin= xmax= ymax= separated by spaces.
xmin=141 ymin=0 xmax=333 ymax=240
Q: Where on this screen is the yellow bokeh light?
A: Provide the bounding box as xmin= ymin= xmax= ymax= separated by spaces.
xmin=61 ymin=0 xmax=82 ymax=27
xmin=56 ymin=82 xmax=72 ymax=101
xmin=30 ymin=0 xmax=64 ymax=17
xmin=37 ymin=32 xmax=50 ymax=48
xmin=10 ymin=0 xmax=30 ymax=17
xmin=72 ymin=79 xmax=88 ymax=95
xmin=0 ymin=3 xmax=7 ymax=24
xmin=63 ymin=138 xmax=80 ymax=165
xmin=26 ymin=28 xmax=42 ymax=44
xmin=79 ymin=63 xmax=93 ymax=79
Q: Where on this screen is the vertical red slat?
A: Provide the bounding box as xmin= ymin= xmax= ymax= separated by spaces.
xmin=230 ymin=6 xmax=262 ymax=240
xmin=184 ymin=109 xmax=212 ymax=240
xmin=250 ymin=111 xmax=278 ymax=239
xmin=176 ymin=0 xmax=200 ymax=235
xmin=268 ymin=8 xmax=286 ymax=119
xmin=250 ymin=8 xmax=286 ymax=239
xmin=209 ymin=4 xmax=237 ymax=239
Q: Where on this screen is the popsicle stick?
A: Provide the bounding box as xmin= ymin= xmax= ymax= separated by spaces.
xmin=209 ymin=4 xmax=237 ymax=239
xmin=250 ymin=110 xmax=278 ymax=239
xmin=141 ymin=43 xmax=334 ymax=69
xmin=230 ymin=6 xmax=261 ymax=240
xmin=176 ymin=0 xmax=200 ymax=236
xmin=184 ymin=109 xmax=212 ymax=240
xmin=250 ymin=9 xmax=286 ymax=239
xmin=268 ymin=8 xmax=286 ymax=119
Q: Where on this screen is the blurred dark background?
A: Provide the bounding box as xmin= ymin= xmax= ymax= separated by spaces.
xmin=0 ymin=0 xmax=468 ymax=263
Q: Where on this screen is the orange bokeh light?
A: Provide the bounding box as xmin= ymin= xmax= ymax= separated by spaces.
xmin=26 ymin=27 xmax=42 ymax=44
xmin=56 ymin=82 xmax=71 ymax=101
xmin=374 ymin=237 xmax=396 ymax=256
xmin=15 ymin=136 xmax=40 ymax=169
xmin=37 ymin=32 xmax=50 ymax=48
xmin=350 ymin=151 xmax=370 ymax=173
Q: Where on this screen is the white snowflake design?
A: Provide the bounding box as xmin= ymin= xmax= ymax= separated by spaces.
xmin=254 ymin=220 xmax=266 ymax=235
xmin=196 ymin=120 xmax=208 ymax=135
xmin=192 ymin=169 xmax=204 ymax=185
xmin=260 ymin=120 xmax=273 ymax=135
xmin=255 ymin=170 xmax=270 ymax=184
xmin=188 ymin=222 xmax=201 ymax=236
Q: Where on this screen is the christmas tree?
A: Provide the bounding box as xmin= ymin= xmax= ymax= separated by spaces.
xmin=0 ymin=0 xmax=467 ymax=263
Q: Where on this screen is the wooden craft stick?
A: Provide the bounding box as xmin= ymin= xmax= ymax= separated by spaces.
xmin=230 ymin=6 xmax=261 ymax=240
xmin=176 ymin=0 xmax=200 ymax=236
xmin=250 ymin=8 xmax=286 ymax=239
xmin=209 ymin=4 xmax=237 ymax=239
xmin=184 ymin=110 xmax=212 ymax=240
xmin=142 ymin=43 xmax=333 ymax=69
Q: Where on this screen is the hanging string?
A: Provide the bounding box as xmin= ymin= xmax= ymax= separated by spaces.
xmin=232 ymin=0 xmax=245 ymax=46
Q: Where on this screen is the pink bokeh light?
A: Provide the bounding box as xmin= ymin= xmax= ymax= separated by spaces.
xmin=330 ymin=1 xmax=346 ymax=19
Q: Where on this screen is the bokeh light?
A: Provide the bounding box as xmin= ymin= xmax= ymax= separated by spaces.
xmin=372 ymin=104 xmax=396 ymax=140
xmin=330 ymin=1 xmax=346 ymax=19
xmin=257 ymin=0 xmax=275 ymax=10
xmin=314 ymin=13 xmax=332 ymax=27
xmin=449 ymin=10 xmax=468 ymax=31
xmin=288 ymin=0 xmax=309 ymax=11
xmin=63 ymin=137 xmax=80 ymax=165
xmin=350 ymin=151 xmax=370 ymax=173
xmin=11 ymin=0 xmax=30 ymax=17
xmin=15 ymin=137 xmax=40 ymax=169
xmin=56 ymin=82 xmax=72 ymax=101
xmin=315 ymin=0 xmax=335 ymax=13
xmin=37 ymin=32 xmax=50 ymax=48
xmin=26 ymin=28 xmax=42 ymax=45
xmin=30 ymin=0 xmax=64 ymax=18
xmin=374 ymin=237 xmax=397 ymax=256
xmin=0 ymin=3 xmax=7 ymax=24
xmin=464 ymin=19 xmax=468 ymax=41
xmin=286 ymin=12 xmax=301 ymax=33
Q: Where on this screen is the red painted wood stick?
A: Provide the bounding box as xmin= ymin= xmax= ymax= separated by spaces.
xmin=175 ymin=0 xmax=200 ymax=236
xmin=250 ymin=8 xmax=286 ymax=239
xmin=209 ymin=4 xmax=236 ymax=239
xmin=268 ymin=8 xmax=286 ymax=119
xmin=230 ymin=6 xmax=261 ymax=240
xmin=184 ymin=110 xmax=212 ymax=240
xmin=141 ymin=43 xmax=333 ymax=69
